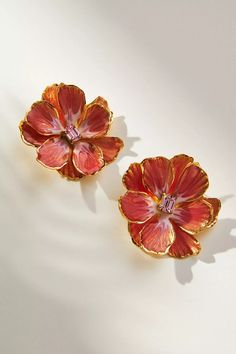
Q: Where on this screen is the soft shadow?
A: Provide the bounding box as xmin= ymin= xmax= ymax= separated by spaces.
xmin=80 ymin=174 xmax=98 ymax=213
xmin=80 ymin=116 xmax=140 ymax=211
xmin=174 ymin=196 xmax=236 ymax=285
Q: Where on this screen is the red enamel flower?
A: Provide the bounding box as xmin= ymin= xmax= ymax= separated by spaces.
xmin=19 ymin=83 xmax=124 ymax=179
xmin=119 ymin=155 xmax=221 ymax=258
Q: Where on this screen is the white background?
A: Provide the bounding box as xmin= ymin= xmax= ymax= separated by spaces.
xmin=0 ymin=1 xmax=236 ymax=353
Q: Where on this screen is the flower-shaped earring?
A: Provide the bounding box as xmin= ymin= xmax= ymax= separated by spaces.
xmin=119 ymin=155 xmax=221 ymax=258
xmin=19 ymin=83 xmax=123 ymax=180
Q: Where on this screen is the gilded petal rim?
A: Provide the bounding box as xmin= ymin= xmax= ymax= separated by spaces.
xmin=72 ymin=142 xmax=105 ymax=176
xmin=205 ymin=197 xmax=221 ymax=228
xmin=174 ymin=164 xmax=210 ymax=204
xmin=88 ymin=136 xmax=124 ymax=166
xmin=102 ymin=137 xmax=124 ymax=166
xmin=118 ymin=191 xmax=157 ymax=224
xmin=76 ymin=101 xmax=113 ymax=137
xmin=58 ymin=169 xmax=85 ymax=181
xmin=25 ymin=100 xmax=63 ymax=136
xmin=174 ymin=198 xmax=214 ymax=236
xmin=36 ymin=137 xmax=70 ymax=170
xmin=168 ymin=228 xmax=201 ymax=259
xmin=140 ymin=220 xmax=175 ymax=256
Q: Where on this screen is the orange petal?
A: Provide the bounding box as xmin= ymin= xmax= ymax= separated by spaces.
xmin=174 ymin=164 xmax=209 ymax=202
xmin=78 ymin=103 xmax=111 ymax=138
xmin=204 ymin=197 xmax=221 ymax=228
xmin=169 ymin=154 xmax=193 ymax=194
xmin=42 ymin=84 xmax=66 ymax=127
xmin=142 ymin=157 xmax=173 ymax=199
xmin=72 ymin=141 xmax=104 ymax=175
xmin=122 ymin=163 xmax=146 ymax=192
xmin=140 ymin=219 xmax=175 ymax=255
xmin=119 ymin=191 xmax=156 ymax=223
xmin=171 ymin=199 xmax=212 ymax=234
xmin=88 ymin=137 xmax=123 ymax=164
xmin=42 ymin=84 xmax=59 ymax=106
xmin=91 ymin=96 xmax=109 ymax=110
xmin=37 ymin=137 xmax=70 ymax=169
xmin=58 ymin=153 xmax=84 ymax=180
xmin=27 ymin=101 xmax=63 ymax=135
xmin=20 ymin=121 xmax=53 ymax=147
xmin=128 ymin=215 xmax=158 ymax=246
xmin=58 ymin=84 xmax=85 ymax=127
xmin=168 ymin=223 xmax=201 ymax=258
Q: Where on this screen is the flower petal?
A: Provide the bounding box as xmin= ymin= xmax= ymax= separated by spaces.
xmin=119 ymin=191 xmax=156 ymax=223
xmin=140 ymin=219 xmax=175 ymax=255
xmin=26 ymin=101 xmax=63 ymax=135
xmin=128 ymin=215 xmax=158 ymax=246
xmin=91 ymin=96 xmax=109 ymax=110
xmin=169 ymin=154 xmax=193 ymax=194
xmin=42 ymin=84 xmax=66 ymax=127
xmin=168 ymin=224 xmax=201 ymax=258
xmin=20 ymin=121 xmax=52 ymax=147
xmin=72 ymin=141 xmax=104 ymax=175
xmin=58 ymin=84 xmax=85 ymax=126
xmin=88 ymin=137 xmax=123 ymax=164
xmin=78 ymin=103 xmax=111 ymax=138
xmin=58 ymin=153 xmax=84 ymax=180
xmin=42 ymin=84 xmax=59 ymax=106
xmin=171 ymin=199 xmax=212 ymax=234
xmin=174 ymin=164 xmax=209 ymax=202
xmin=122 ymin=163 xmax=147 ymax=192
xmin=37 ymin=137 xmax=70 ymax=169
xmin=142 ymin=157 xmax=173 ymax=199
xmin=204 ymin=197 xmax=221 ymax=228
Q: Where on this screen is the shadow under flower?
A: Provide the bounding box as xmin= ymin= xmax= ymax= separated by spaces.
xmin=80 ymin=116 xmax=140 ymax=212
xmin=174 ymin=195 xmax=236 ymax=285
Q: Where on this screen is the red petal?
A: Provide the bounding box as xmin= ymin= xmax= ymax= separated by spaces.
xmin=140 ymin=219 xmax=175 ymax=255
xmin=27 ymin=101 xmax=63 ymax=135
xmin=20 ymin=121 xmax=52 ymax=147
xmin=37 ymin=137 xmax=70 ymax=169
xmin=58 ymin=152 xmax=84 ymax=180
xmin=128 ymin=215 xmax=158 ymax=246
xmin=204 ymin=197 xmax=221 ymax=227
xmin=169 ymin=154 xmax=193 ymax=194
xmin=128 ymin=223 xmax=145 ymax=246
xmin=122 ymin=163 xmax=146 ymax=192
xmin=88 ymin=137 xmax=123 ymax=164
xmin=78 ymin=103 xmax=111 ymax=138
xmin=168 ymin=224 xmax=201 ymax=258
xmin=72 ymin=141 xmax=104 ymax=175
xmin=142 ymin=157 xmax=173 ymax=199
xmin=174 ymin=164 xmax=209 ymax=202
xmin=42 ymin=84 xmax=66 ymax=127
xmin=119 ymin=191 xmax=156 ymax=223
xmin=171 ymin=199 xmax=212 ymax=234
xmin=58 ymin=84 xmax=85 ymax=126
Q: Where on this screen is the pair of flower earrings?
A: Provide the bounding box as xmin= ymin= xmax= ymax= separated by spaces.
xmin=19 ymin=83 xmax=221 ymax=258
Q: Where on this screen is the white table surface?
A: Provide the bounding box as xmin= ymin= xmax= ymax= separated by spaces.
xmin=0 ymin=1 xmax=236 ymax=353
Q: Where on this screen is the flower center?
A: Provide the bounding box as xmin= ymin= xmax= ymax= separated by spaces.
xmin=64 ymin=125 xmax=80 ymax=143
xmin=159 ymin=194 xmax=176 ymax=214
